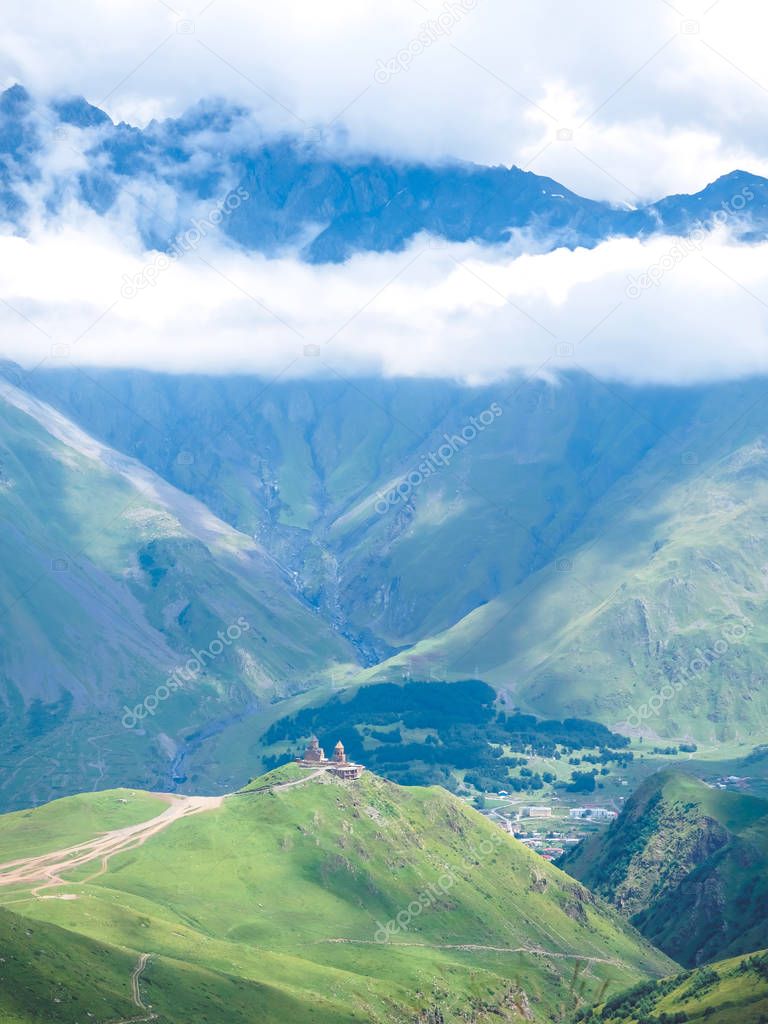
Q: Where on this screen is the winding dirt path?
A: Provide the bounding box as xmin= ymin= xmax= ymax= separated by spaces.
xmin=268 ymin=769 xmax=327 ymax=790
xmin=106 ymin=952 xmax=158 ymax=1024
xmin=0 ymin=793 xmax=223 ymax=895
xmin=0 ymin=772 xmax=323 ymax=897
xmin=322 ymin=938 xmax=624 ymax=965
xmin=130 ymin=953 xmax=153 ymax=1010
xmin=0 ymin=769 xmax=320 ymax=896
xmin=0 ymin=795 xmax=218 ymax=1022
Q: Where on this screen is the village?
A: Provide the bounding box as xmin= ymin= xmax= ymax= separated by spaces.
xmin=477 ymin=798 xmax=618 ymax=861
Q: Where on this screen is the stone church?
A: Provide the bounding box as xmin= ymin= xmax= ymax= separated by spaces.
xmin=295 ymin=737 xmax=364 ymax=780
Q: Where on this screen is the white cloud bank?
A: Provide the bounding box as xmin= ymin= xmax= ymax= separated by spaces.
xmin=2 ymin=1 xmax=767 ymax=386
xmin=2 ymin=202 xmax=767 ymax=386
xmin=2 ymin=0 xmax=768 ymax=202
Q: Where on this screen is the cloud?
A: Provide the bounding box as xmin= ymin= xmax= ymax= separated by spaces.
xmin=1 ymin=0 xmax=768 ymax=201
xmin=2 ymin=5 xmax=766 ymax=388
xmin=2 ymin=192 xmax=768 ymax=386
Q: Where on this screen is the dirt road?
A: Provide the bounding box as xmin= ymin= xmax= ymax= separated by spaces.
xmin=0 ymin=793 xmax=223 ymax=894
xmin=130 ymin=952 xmax=152 ymax=1010
xmin=106 ymin=952 xmax=158 ymax=1024
xmin=240 ymin=767 xmax=328 ymax=795
xmin=322 ymin=938 xmax=624 ymax=965
xmin=0 ymin=770 xmax=326 ymax=895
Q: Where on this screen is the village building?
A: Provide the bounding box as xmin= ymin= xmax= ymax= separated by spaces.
xmin=522 ymin=805 xmax=553 ymax=819
xmin=569 ymin=806 xmax=617 ymax=821
xmin=295 ymin=737 xmax=365 ymax=780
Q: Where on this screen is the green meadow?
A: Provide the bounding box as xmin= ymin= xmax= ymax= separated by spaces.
xmin=0 ymin=768 xmax=673 ymax=1023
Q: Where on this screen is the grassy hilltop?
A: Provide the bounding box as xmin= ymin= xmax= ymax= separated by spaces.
xmin=0 ymin=768 xmax=673 ymax=1024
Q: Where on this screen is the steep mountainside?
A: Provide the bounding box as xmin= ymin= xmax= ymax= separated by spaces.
xmin=558 ymin=771 xmax=768 ymax=967
xmin=0 ymin=907 xmax=141 ymax=1024
xmin=18 ymin=366 xmax=768 ymax=748
xmin=2 ymin=85 xmax=768 ymax=261
xmin=0 ymin=768 xmax=673 ymax=1024
xmin=0 ymin=379 xmax=354 ymax=811
xmin=586 ymin=949 xmax=768 ymax=1024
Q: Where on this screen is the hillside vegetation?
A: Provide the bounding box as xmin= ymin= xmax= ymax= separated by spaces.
xmin=25 ymin=370 xmax=768 ymax=741
xmin=583 ymin=949 xmax=768 ymax=1024
xmin=0 ymin=768 xmax=673 ymax=1024
xmin=558 ymin=771 xmax=768 ymax=966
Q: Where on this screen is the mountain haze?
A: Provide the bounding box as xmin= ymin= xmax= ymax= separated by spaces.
xmin=2 ymin=84 xmax=768 ymax=809
xmin=3 ymin=9 xmax=768 ymax=1024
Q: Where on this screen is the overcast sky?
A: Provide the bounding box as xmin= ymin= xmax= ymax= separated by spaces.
xmin=1 ymin=1 xmax=768 ymax=384
xmin=4 ymin=0 xmax=768 ymax=201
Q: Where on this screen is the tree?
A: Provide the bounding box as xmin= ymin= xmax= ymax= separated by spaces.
xmin=567 ymin=770 xmax=597 ymax=794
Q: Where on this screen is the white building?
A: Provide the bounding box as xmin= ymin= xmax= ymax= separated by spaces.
xmin=570 ymin=806 xmax=617 ymax=821
xmin=591 ymin=807 xmax=618 ymax=821
xmin=522 ymin=806 xmax=552 ymax=818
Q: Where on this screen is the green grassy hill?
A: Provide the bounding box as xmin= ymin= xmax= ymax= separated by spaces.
xmin=558 ymin=770 xmax=768 ymax=967
xmin=0 ymin=906 xmax=139 ymax=1023
xmin=0 ymin=905 xmax=324 ymax=1024
xmin=582 ymin=949 xmax=768 ymax=1024
xmin=0 ymin=788 xmax=167 ymax=860
xmin=358 ymin=399 xmax=768 ymax=746
xmin=0 ymin=768 xmax=674 ymax=1023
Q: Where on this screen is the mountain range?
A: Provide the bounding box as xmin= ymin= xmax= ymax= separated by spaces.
xmin=4 ymin=363 xmax=768 ymax=808
xmin=1 ymin=75 xmax=768 ymax=1024
xmin=3 ymin=82 xmax=768 ymax=811
xmin=2 ymin=84 xmax=768 ymax=262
